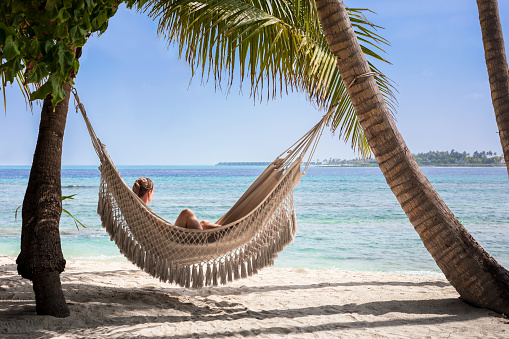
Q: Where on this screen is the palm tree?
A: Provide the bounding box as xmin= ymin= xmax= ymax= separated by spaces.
xmin=476 ymin=0 xmax=509 ymax=176
xmin=2 ymin=1 xmax=118 ymax=317
xmin=314 ymin=0 xmax=509 ymax=314
xmin=16 ymin=82 xmax=73 ymax=318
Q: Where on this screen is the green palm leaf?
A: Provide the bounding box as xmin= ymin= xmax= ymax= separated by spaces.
xmin=132 ymin=0 xmax=396 ymax=157
xmin=15 ymin=194 xmax=86 ymax=230
xmin=1 ymin=69 xmax=33 ymax=113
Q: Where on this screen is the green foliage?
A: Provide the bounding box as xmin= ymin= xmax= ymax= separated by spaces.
xmin=0 ymin=0 xmax=121 ymax=108
xmin=134 ymin=0 xmax=396 ymax=157
xmin=61 ymin=194 xmax=87 ymax=229
xmin=15 ymin=194 xmax=86 ymax=230
xmin=414 ymin=150 xmax=504 ymax=166
xmin=317 ymin=150 xmax=505 ymax=166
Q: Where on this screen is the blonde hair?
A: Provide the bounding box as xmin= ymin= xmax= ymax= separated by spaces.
xmin=132 ymin=177 xmax=154 ymax=198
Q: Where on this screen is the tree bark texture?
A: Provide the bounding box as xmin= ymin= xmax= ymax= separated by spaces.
xmin=315 ymin=0 xmax=509 ymax=314
xmin=16 ymin=82 xmax=73 ymax=318
xmin=477 ymin=0 xmax=509 ymax=176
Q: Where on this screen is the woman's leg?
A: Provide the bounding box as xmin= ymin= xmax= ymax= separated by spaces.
xmin=200 ymin=220 xmax=221 ymax=229
xmin=175 ymin=209 xmax=202 ymax=229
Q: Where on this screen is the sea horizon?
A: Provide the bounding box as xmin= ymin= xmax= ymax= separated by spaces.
xmin=0 ymin=163 xmax=506 ymax=169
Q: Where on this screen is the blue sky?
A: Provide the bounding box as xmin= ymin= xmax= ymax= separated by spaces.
xmin=1 ymin=0 xmax=508 ymax=166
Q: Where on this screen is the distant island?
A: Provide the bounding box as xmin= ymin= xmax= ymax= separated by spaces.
xmin=413 ymin=150 xmax=504 ymax=166
xmin=217 ymin=150 xmax=505 ymax=167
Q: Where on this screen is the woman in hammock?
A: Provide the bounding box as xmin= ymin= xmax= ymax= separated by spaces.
xmin=132 ymin=177 xmax=220 ymax=230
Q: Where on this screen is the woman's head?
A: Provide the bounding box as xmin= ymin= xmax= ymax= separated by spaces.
xmin=132 ymin=177 xmax=154 ymax=202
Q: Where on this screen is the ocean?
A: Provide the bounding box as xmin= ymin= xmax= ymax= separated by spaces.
xmin=1 ymin=165 xmax=508 ymax=276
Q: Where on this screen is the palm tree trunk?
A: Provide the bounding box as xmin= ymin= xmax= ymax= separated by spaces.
xmin=16 ymin=82 xmax=73 ymax=318
xmin=315 ymin=0 xmax=509 ymax=314
xmin=476 ymin=0 xmax=509 ymax=175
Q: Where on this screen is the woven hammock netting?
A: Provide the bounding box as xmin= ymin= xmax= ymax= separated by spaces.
xmin=74 ymin=90 xmax=330 ymax=288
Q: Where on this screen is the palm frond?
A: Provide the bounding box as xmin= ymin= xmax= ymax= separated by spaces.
xmin=1 ymin=69 xmax=33 ymax=113
xmin=134 ymin=0 xmax=396 ymax=157
xmin=15 ymin=194 xmax=86 ymax=230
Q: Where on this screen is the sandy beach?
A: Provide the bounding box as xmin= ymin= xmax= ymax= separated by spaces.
xmin=0 ymin=256 xmax=507 ymax=338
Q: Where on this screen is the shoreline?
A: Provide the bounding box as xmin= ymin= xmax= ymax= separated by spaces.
xmin=1 ymin=257 xmax=507 ymax=338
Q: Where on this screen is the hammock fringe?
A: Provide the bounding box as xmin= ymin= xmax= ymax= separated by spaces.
xmin=93 ymin=157 xmax=301 ymax=288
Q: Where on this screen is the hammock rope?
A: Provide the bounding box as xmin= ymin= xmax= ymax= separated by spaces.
xmin=73 ymin=89 xmax=334 ymax=288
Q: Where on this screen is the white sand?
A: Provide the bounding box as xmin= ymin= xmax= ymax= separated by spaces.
xmin=0 ymin=256 xmax=507 ymax=338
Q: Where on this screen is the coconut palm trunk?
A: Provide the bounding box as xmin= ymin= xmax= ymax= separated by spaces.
xmin=476 ymin=0 xmax=509 ymax=175
xmin=315 ymin=0 xmax=509 ymax=314
xmin=16 ymin=82 xmax=73 ymax=318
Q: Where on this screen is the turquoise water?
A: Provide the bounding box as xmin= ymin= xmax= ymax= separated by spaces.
xmin=1 ymin=166 xmax=508 ymax=276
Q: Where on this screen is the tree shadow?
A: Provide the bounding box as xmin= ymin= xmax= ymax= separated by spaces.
xmin=135 ymin=314 xmax=480 ymax=339
xmin=1 ymin=264 xmax=499 ymax=339
xmin=57 ymin=268 xmax=451 ymax=297
xmin=190 ymin=279 xmax=452 ymax=297
xmin=0 ymin=279 xmax=492 ymax=339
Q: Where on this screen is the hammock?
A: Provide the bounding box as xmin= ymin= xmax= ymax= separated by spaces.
xmin=74 ymin=90 xmax=331 ymax=288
